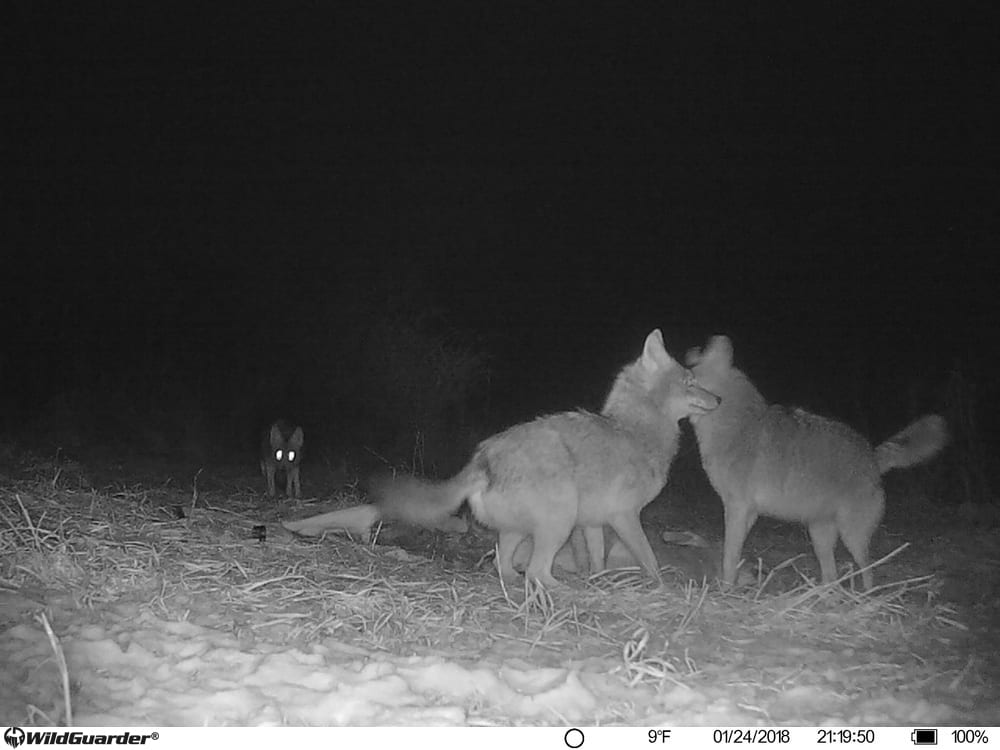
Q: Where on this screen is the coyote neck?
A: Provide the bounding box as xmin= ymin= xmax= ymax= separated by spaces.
xmin=602 ymin=377 xmax=682 ymax=471
xmin=694 ymin=371 xmax=767 ymax=453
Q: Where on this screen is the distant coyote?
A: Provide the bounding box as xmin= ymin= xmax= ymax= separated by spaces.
xmin=260 ymin=420 xmax=304 ymax=499
xmin=369 ymin=330 xmax=720 ymax=588
xmin=687 ymin=336 xmax=948 ymax=590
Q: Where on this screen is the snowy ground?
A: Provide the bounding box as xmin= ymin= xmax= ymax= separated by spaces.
xmin=2 ymin=595 xmax=974 ymax=727
xmin=2 ymin=602 xmax=636 ymax=726
xmin=1 ymin=454 xmax=998 ymax=727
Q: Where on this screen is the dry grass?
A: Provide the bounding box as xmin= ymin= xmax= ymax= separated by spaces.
xmin=0 ymin=446 xmax=986 ymax=719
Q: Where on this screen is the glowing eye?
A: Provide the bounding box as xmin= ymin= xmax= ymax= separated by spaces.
xmin=287 ymin=450 xmax=296 ymax=462
xmin=275 ymin=450 xmax=283 ymax=461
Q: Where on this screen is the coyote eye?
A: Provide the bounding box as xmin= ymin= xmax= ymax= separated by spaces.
xmin=288 ymin=450 xmax=296 ymax=462
xmin=275 ymin=450 xmax=284 ymax=461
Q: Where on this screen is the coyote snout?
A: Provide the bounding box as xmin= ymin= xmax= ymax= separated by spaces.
xmin=260 ymin=420 xmax=304 ymax=499
xmin=687 ymin=335 xmax=948 ymax=591
xmin=677 ymin=372 xmax=721 ymax=417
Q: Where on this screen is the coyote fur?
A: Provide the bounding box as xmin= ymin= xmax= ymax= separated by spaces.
xmin=369 ymin=330 xmax=720 ymax=588
xmin=260 ymin=420 xmax=304 ymax=499
xmin=686 ymin=336 xmax=948 ymax=590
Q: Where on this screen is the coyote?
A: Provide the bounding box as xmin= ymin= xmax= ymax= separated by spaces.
xmin=686 ymin=336 xmax=948 ymax=590
xmin=260 ymin=420 xmax=304 ymax=499
xmin=368 ymin=330 xmax=720 ymax=588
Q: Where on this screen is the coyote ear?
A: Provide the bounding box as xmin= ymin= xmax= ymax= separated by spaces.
xmin=289 ymin=426 xmax=304 ymax=450
xmin=704 ymin=336 xmax=734 ymax=366
xmin=641 ymin=329 xmax=676 ymax=370
xmin=269 ymin=423 xmax=283 ymax=448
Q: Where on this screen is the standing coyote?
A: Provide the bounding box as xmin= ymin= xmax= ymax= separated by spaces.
xmin=686 ymin=336 xmax=948 ymax=590
xmin=260 ymin=420 xmax=304 ymax=499
xmin=369 ymin=330 xmax=720 ymax=588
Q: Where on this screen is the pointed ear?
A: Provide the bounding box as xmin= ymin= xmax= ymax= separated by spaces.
xmin=641 ymin=329 xmax=677 ymax=370
xmin=289 ymin=427 xmax=304 ymax=450
xmin=704 ymin=336 xmax=734 ymax=367
xmin=269 ymin=423 xmax=283 ymax=448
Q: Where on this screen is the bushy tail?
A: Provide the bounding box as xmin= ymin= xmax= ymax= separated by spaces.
xmin=367 ymin=464 xmax=484 ymax=528
xmin=875 ymin=415 xmax=949 ymax=474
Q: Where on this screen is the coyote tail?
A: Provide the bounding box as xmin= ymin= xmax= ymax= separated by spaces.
xmin=874 ymin=415 xmax=949 ymax=474
xmin=368 ymin=461 xmax=486 ymax=528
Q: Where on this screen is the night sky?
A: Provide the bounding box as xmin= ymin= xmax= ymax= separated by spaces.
xmin=3 ymin=5 xmax=997 ymax=464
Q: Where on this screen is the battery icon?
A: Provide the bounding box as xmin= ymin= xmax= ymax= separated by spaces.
xmin=911 ymin=728 xmax=937 ymax=745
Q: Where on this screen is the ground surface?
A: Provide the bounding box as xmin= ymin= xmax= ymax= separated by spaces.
xmin=0 ymin=446 xmax=997 ymax=727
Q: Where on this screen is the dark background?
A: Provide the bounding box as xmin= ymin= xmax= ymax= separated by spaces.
xmin=2 ymin=5 xmax=996 ymax=482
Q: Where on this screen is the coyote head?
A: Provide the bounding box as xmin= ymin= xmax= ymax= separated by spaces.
xmin=267 ymin=422 xmax=303 ymax=465
xmin=633 ymin=329 xmax=721 ymax=422
xmin=684 ymin=335 xmax=739 ymax=401
xmin=665 ymin=368 xmax=721 ymax=422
